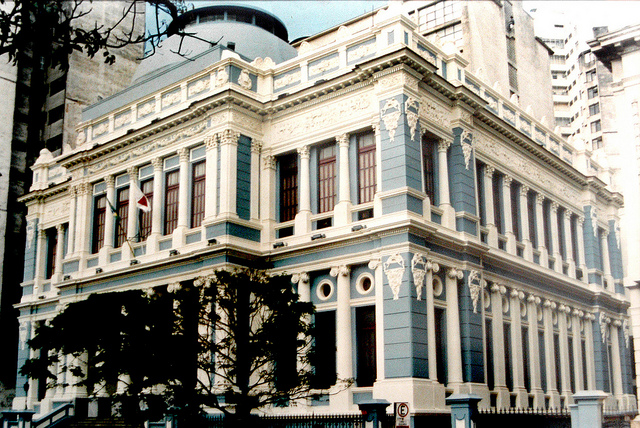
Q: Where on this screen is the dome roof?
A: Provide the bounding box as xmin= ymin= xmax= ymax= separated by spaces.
xmin=133 ymin=5 xmax=297 ymax=83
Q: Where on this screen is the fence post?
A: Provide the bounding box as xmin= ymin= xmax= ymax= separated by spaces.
xmin=446 ymin=394 xmax=481 ymax=428
xmin=358 ymin=399 xmax=391 ymax=428
xmin=570 ymin=390 xmax=608 ymax=428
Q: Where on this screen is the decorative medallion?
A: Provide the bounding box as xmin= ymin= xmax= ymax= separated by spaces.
xmin=411 ymin=253 xmax=427 ymax=300
xmin=238 ymin=69 xmax=252 ymax=90
xmin=405 ymin=97 xmax=420 ymax=141
xmin=381 ymin=98 xmax=401 ymax=143
xmin=383 ymin=253 xmax=405 ymax=300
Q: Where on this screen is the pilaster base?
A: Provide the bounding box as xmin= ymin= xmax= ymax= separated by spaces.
xmin=146 ymin=233 xmax=160 ymax=254
xmin=487 ymin=224 xmax=498 ymax=248
xmin=172 ymin=226 xmax=187 ymax=248
xmin=294 ymin=211 xmax=311 ymax=235
xmin=373 ymin=378 xmax=446 ymax=412
xmin=329 ymin=385 xmax=353 ymax=412
xmin=548 ymin=391 xmax=562 ymax=410
xmin=506 ymin=233 xmax=517 ymax=254
xmin=514 ymin=387 xmax=529 ymax=408
xmin=531 ymin=388 xmax=546 ymax=410
xmin=440 ymin=204 xmax=455 ymax=229
xmin=334 ymin=201 xmax=352 ymax=227
xmin=621 ymin=394 xmax=637 ymax=411
xmin=455 ymin=383 xmax=491 ymax=409
xmin=493 ymin=386 xmax=511 ymax=410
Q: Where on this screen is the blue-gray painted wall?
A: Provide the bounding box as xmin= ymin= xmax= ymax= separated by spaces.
xmin=592 ymin=316 xmax=611 ymax=392
xmin=15 ymin=321 xmax=31 ymax=397
xmin=450 ymin=128 xmax=477 ymax=219
xmin=459 ymin=270 xmax=484 ymax=383
xmin=383 ymin=252 xmax=429 ymax=379
xmin=607 ymin=219 xmax=623 ymax=281
xmin=582 ymin=206 xmax=601 ymax=273
xmin=237 ymin=135 xmax=252 ymax=220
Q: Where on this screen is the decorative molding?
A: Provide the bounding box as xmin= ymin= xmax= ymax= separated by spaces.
xmin=520 ymin=185 xmax=529 ymax=198
xmin=599 ymin=312 xmax=610 ymax=342
xmin=263 ymin=155 xmax=276 ymax=170
xmin=162 ymin=89 xmax=181 ymax=108
xmin=347 ymin=40 xmax=376 ymax=62
xmin=297 ymin=145 xmax=310 ymax=158
xmin=405 ymin=97 xmax=420 ymax=141
xmin=484 ymin=165 xmax=495 ymax=179
xmin=459 ymin=130 xmax=474 ymax=170
xmin=368 ymin=258 xmax=381 ymax=270
xmin=238 ymin=69 xmax=252 ymax=90
xmin=205 ymin=133 xmax=219 ymax=149
xmin=214 ymin=67 xmax=229 ymax=87
xmin=274 ymin=70 xmax=301 ymax=90
xmin=86 ymin=120 xmax=209 ymax=174
xmin=624 ymin=319 xmax=630 ymax=348
xmin=152 ymin=157 xmax=163 ymax=170
xmin=411 ymin=253 xmax=428 ymax=300
xmin=251 ymin=140 xmax=262 ymax=154
xmin=309 ymin=56 xmax=339 ymax=76
xmin=335 ymin=133 xmax=349 ymax=148
xmin=178 ymin=147 xmax=189 ymax=162
xmin=420 ymin=97 xmax=450 ymax=128
xmin=19 ymin=321 xmax=28 ymax=351
xmin=447 ymin=268 xmax=464 ymax=280
xmin=187 ymin=76 xmax=210 ymax=97
xmin=167 ymin=282 xmax=182 ymax=293
xmin=383 ymin=253 xmax=405 ymax=300
xmin=381 ymin=98 xmax=401 ymax=143
xmin=591 ymin=208 xmax=598 ymax=237
xmin=467 ymin=270 xmax=483 ymax=313
xmin=438 ymin=139 xmax=451 ymax=152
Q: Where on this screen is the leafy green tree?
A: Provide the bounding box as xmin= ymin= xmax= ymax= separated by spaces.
xmin=21 ymin=269 xmax=315 ymax=426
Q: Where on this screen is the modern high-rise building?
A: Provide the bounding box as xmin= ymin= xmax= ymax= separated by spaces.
xmin=8 ymin=2 xmax=636 ymax=426
xmin=0 ymin=1 xmax=144 ymax=393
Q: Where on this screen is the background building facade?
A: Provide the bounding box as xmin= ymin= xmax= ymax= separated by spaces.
xmin=12 ymin=2 xmax=636 ymax=425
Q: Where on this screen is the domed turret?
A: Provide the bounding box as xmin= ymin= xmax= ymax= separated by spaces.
xmin=133 ymin=4 xmax=298 ymax=83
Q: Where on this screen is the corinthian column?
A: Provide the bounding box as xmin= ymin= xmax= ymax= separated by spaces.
xmin=483 ymin=166 xmax=498 ymax=247
xmin=295 ymin=145 xmax=311 ymax=235
xmin=438 ymin=140 xmax=454 ymax=228
xmin=446 ymin=268 xmax=464 ymax=390
xmin=334 ymin=134 xmax=352 ymax=226
xmin=204 ymin=133 xmax=219 ymax=223
xmin=331 ymin=265 xmax=353 ymax=411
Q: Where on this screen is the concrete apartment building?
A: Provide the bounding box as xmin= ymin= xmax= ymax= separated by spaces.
xmin=8 ymin=1 xmax=636 ymax=427
xmin=0 ymin=1 xmax=144 ymax=392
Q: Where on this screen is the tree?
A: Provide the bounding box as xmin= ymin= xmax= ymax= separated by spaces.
xmin=0 ymin=0 xmax=216 ymax=70
xmin=20 ymin=269 xmax=315 ymax=426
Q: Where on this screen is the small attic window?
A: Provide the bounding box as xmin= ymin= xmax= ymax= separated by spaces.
xmin=227 ymin=42 xmax=236 ymax=51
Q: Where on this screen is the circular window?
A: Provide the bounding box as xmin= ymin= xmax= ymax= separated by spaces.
xmin=433 ymin=276 xmax=443 ymax=297
xmin=316 ymin=280 xmax=335 ymax=301
xmin=356 ymin=273 xmax=374 ymax=295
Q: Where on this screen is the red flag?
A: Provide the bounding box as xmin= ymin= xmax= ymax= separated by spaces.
xmin=130 ymin=182 xmax=151 ymax=212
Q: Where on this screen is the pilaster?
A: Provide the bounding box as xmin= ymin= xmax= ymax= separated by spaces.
xmin=295 ymin=145 xmax=311 ymax=235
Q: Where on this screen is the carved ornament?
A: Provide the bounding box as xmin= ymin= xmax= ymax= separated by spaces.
xmin=383 ymin=253 xmax=405 ymax=300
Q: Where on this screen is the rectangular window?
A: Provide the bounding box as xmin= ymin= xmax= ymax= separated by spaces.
xmin=115 ymin=186 xmax=129 ymax=248
xmin=557 ymin=208 xmax=566 ymax=260
xmin=92 ymin=195 xmax=107 ymax=254
xmin=570 ymin=215 xmax=578 ymax=263
xmin=47 ymin=105 xmax=64 ymax=125
xmin=312 ymin=311 xmax=336 ymax=389
xmin=591 ymin=120 xmax=601 ymax=133
xmin=554 ymin=333 xmax=562 ymax=392
xmin=318 ymin=145 xmax=336 ymax=213
xmin=592 ymin=137 xmax=603 ymax=150
xmin=589 ymin=103 xmax=600 ymax=116
xmin=527 ymin=191 xmax=537 ymax=248
xmin=279 ymin=153 xmax=298 ymax=222
xmin=543 ymin=199 xmax=552 ymax=253
xmin=522 ymin=325 xmax=530 ymax=392
xmin=485 ymin=318 xmax=494 ymax=390
xmin=434 ymin=306 xmax=447 ymax=385
xmin=539 ymin=330 xmax=547 ymax=393
xmin=45 ymin=228 xmax=57 ymax=279
xmin=568 ymin=336 xmax=575 ymax=393
xmin=139 ymin=179 xmax=153 ymax=241
xmin=511 ymin=183 xmax=520 ymax=241
xmin=586 ymin=70 xmax=596 ymax=82
xmin=493 ymin=174 xmax=503 ymax=235
xmin=164 ymin=170 xmax=180 ymax=235
xmin=476 ymin=162 xmax=485 ymax=226
xmin=422 ymin=136 xmax=436 ymax=203
xmin=191 ymin=160 xmax=206 ymax=228
xmin=504 ymin=323 xmax=513 ymax=391
xmin=356 ymin=306 xmax=376 ymax=387
xmin=357 ymin=132 xmax=376 ymax=204
xmin=588 ymin=86 xmax=599 ymax=99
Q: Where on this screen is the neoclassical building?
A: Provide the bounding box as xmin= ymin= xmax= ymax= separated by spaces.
xmin=13 ymin=2 xmax=635 ymax=423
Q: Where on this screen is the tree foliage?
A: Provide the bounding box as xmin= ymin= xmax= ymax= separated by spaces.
xmin=0 ymin=0 xmax=212 ymax=70
xmin=21 ymin=269 xmax=315 ymax=425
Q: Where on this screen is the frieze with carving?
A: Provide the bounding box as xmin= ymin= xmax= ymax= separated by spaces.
xmin=114 ymin=111 xmax=132 ymax=129
xmin=459 ymin=130 xmax=475 ymax=170
xmin=467 ymin=270 xmax=484 ymax=313
xmin=347 ymin=39 xmax=377 ymax=63
xmin=309 ymin=55 xmax=339 ymax=77
xmin=420 ymin=97 xmax=450 ymax=128
xmin=238 ymin=69 xmax=253 ymax=90
xmin=274 ymin=69 xmax=301 ymax=91
xmin=473 ymin=134 xmax=581 ymax=202
xmin=137 ymin=99 xmax=156 ymax=118
xmin=215 ymin=67 xmax=229 ymax=87
xmin=273 ymin=95 xmax=371 ymax=140
xmin=162 ymin=89 xmax=182 ymax=109
xmin=87 ymin=120 xmax=209 ymax=174
xmin=92 ymin=120 xmax=109 ymax=138
xmin=188 ymin=76 xmax=210 ymax=98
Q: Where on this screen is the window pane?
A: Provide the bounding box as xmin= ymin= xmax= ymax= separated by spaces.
xmin=318 ymin=145 xmax=336 ymax=213
xmin=422 ymin=136 xmax=436 ymax=203
xmin=357 ymin=132 xmax=376 ymax=204
xmin=191 ymin=161 xmax=206 ymax=228
xmin=280 ymin=154 xmax=298 ymax=222
xmin=164 ymin=171 xmax=180 ymax=235
xmin=139 ymin=179 xmax=153 ymax=241
xmin=115 ymin=187 xmax=129 ymax=248
xmin=92 ymin=195 xmax=106 ymax=253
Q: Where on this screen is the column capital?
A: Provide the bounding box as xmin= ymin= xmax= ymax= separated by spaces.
xmin=368 ymin=258 xmax=382 ymax=270
xmin=550 ymin=201 xmax=559 ymax=213
xmin=152 ymin=157 xmax=163 ymax=170
xmin=601 ymin=230 xmax=609 ymax=238
xmin=291 ymin=272 xmax=310 ymax=284
xmin=330 ymin=265 xmax=350 ymax=277
xmin=502 ymin=175 xmax=513 ymax=187
xmin=251 ymin=140 xmax=263 ymax=154
xmin=263 ymin=154 xmax=276 ymax=170
xmin=105 ymin=175 xmax=115 ymax=187
xmin=438 ymin=139 xmax=451 ymax=152
xmin=68 ymin=185 xmax=77 ymax=196
xmin=612 ymin=319 xmax=622 ymax=327
xmin=335 ymin=133 xmax=349 ymax=147
xmin=39 ymin=229 xmax=48 ymax=239
xmin=220 ymin=129 xmax=240 ymax=145
xmin=297 ymin=145 xmax=310 ymax=158
xmin=483 ymin=165 xmax=495 ymax=179
xmin=564 ymin=209 xmax=573 ymax=220
xmin=447 ymin=267 xmax=464 ymax=280
xmin=55 ymin=223 xmax=65 ymax=233
xmin=372 ymin=121 xmax=380 ymax=136
xmin=519 ymin=185 xmax=529 ymax=197
xmin=205 ymin=133 xmax=219 ymax=149
xmin=178 ymin=147 xmax=189 ymax=162
xmin=426 ymin=260 xmax=440 ymax=273
xmin=536 ymin=193 xmax=545 ymax=205
xmin=77 ymin=182 xmax=90 ymax=195
xmin=127 ymin=166 xmax=138 ymax=177
xmin=511 ymin=289 xmax=525 ymax=300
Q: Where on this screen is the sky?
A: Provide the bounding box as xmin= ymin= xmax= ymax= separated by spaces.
xmin=158 ymin=1 xmax=640 ymax=43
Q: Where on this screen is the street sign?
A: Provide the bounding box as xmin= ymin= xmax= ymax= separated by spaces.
xmin=395 ymin=402 xmax=410 ymax=428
